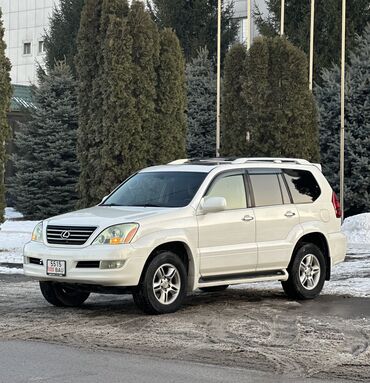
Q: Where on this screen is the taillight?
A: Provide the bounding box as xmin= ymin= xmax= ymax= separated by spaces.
xmin=332 ymin=192 xmax=341 ymax=218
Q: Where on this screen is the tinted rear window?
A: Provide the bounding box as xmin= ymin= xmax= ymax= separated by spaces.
xmin=249 ymin=173 xmax=283 ymax=207
xmin=283 ymin=169 xmax=321 ymax=204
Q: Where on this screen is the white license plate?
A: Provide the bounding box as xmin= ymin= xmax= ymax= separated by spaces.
xmin=46 ymin=260 xmax=66 ymax=276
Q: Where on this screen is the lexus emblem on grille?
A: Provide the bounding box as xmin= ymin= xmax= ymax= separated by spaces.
xmin=61 ymin=231 xmax=71 ymax=239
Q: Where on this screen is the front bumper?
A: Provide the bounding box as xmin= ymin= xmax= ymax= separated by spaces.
xmin=23 ymin=241 xmax=148 ymax=286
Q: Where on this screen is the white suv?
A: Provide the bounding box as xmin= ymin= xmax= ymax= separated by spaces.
xmin=23 ymin=158 xmax=346 ymax=314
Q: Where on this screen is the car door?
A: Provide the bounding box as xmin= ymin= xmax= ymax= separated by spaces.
xmin=248 ymin=169 xmax=300 ymax=271
xmin=197 ymin=171 xmax=257 ymax=277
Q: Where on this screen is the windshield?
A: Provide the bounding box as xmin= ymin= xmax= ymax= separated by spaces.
xmin=103 ymin=171 xmax=207 ymax=208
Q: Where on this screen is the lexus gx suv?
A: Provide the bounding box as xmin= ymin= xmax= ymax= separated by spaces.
xmin=23 ymin=158 xmax=346 ymax=314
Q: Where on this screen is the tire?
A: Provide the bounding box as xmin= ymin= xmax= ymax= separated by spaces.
xmin=282 ymin=243 xmax=326 ymax=300
xmin=199 ymin=285 xmax=229 ymax=293
xmin=39 ymin=282 xmax=90 ymax=307
xmin=132 ymin=251 xmax=187 ymax=314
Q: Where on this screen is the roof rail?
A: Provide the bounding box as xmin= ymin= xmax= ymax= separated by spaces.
xmin=233 ymin=157 xmax=311 ymax=165
xmin=168 ymin=159 xmax=189 ymax=165
xmin=168 ymin=158 xmax=233 ymax=165
xmin=168 ymin=157 xmax=322 ymax=171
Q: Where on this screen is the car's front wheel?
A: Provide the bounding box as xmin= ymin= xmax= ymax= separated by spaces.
xmin=132 ymin=250 xmax=187 ymax=314
xmin=282 ymin=243 xmax=326 ymax=300
xmin=39 ymin=282 xmax=90 ymax=307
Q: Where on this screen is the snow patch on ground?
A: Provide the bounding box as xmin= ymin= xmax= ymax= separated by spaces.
xmin=4 ymin=207 xmax=24 ymax=220
xmin=0 ymin=209 xmax=36 ymax=265
xmin=342 ymin=213 xmax=370 ymax=244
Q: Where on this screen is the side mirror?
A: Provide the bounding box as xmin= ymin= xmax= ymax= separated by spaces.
xmin=101 ymin=195 xmax=109 ymax=204
xmin=201 ymin=197 xmax=227 ymax=214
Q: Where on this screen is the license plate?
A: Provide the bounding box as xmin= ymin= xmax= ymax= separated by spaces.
xmin=46 ymin=260 xmax=66 ymax=276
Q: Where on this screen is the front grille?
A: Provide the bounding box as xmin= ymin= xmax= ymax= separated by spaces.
xmin=76 ymin=261 xmax=100 ymax=268
xmin=46 ymin=225 xmax=97 ymax=245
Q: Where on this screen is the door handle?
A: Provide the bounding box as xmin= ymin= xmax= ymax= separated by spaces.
xmin=285 ymin=211 xmax=296 ymax=217
xmin=242 ymin=215 xmax=254 ymax=222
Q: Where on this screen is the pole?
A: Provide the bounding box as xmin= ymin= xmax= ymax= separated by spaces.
xmin=216 ymin=0 xmax=221 ymax=157
xmin=340 ymin=0 xmax=346 ymax=221
xmin=246 ymin=0 xmax=251 ymax=50
xmin=280 ymin=0 xmax=285 ymax=36
xmin=309 ymin=0 xmax=315 ymax=91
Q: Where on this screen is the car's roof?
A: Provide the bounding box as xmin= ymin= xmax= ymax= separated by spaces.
xmin=139 ymin=158 xmax=322 ymax=174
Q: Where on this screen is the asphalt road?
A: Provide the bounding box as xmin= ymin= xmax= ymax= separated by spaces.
xmin=0 ymin=340 xmax=355 ymax=383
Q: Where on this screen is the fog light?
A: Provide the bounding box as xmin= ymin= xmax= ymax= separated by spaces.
xmin=100 ymin=260 xmax=125 ymax=269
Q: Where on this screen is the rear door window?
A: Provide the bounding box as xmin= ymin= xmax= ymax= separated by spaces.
xmin=249 ymin=173 xmax=283 ymax=207
xmin=283 ymin=169 xmax=321 ymax=203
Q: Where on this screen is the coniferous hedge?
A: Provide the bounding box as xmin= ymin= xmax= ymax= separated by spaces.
xmin=0 ymin=10 xmax=11 ymax=222
xmin=221 ymin=37 xmax=319 ymax=162
xmin=76 ymin=0 xmax=187 ymax=207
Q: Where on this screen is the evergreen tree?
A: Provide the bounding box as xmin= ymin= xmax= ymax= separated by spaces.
xmin=154 ymin=28 xmax=186 ymax=164
xmin=44 ymin=0 xmax=85 ymax=76
xmin=186 ymin=48 xmax=216 ymax=158
xmin=255 ymin=0 xmax=370 ymax=84
xmin=0 ymin=9 xmax=11 ymax=222
xmin=76 ymin=0 xmax=187 ymax=202
xmin=222 ymin=37 xmax=319 ymax=161
xmin=127 ymin=0 xmax=160 ymax=165
xmin=75 ymin=0 xmax=102 ymax=207
xmin=11 ymin=63 xmax=79 ymax=220
xmin=148 ymin=0 xmax=238 ymax=63
xmin=317 ymin=24 xmax=370 ymax=216
xmin=100 ymin=1 xmax=136 ymax=195
xmin=220 ymin=43 xmax=247 ymax=156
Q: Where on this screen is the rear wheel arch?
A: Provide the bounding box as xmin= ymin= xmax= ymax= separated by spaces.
xmin=290 ymin=232 xmax=331 ymax=280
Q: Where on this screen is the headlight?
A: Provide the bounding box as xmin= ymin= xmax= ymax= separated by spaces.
xmin=31 ymin=222 xmax=43 ymax=242
xmin=92 ymin=223 xmax=139 ymax=245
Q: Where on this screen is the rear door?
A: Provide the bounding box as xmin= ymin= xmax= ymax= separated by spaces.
xmin=197 ymin=171 xmax=257 ymax=277
xmin=248 ymin=169 xmax=300 ymax=271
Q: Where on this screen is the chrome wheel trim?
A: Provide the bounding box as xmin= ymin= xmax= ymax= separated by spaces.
xmin=299 ymin=254 xmax=321 ymax=290
xmin=152 ymin=263 xmax=181 ymax=305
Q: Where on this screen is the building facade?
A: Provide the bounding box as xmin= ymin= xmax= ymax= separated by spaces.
xmin=0 ymin=0 xmax=59 ymax=85
xmin=228 ymin=0 xmax=267 ymax=45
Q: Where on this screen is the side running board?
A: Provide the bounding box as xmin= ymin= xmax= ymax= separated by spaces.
xmin=199 ymin=269 xmax=286 ymax=284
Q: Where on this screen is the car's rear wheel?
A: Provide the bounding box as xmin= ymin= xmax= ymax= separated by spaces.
xmin=282 ymin=243 xmax=326 ymax=300
xmin=199 ymin=285 xmax=229 ymax=293
xmin=39 ymin=282 xmax=90 ymax=307
xmin=132 ymin=251 xmax=187 ymax=314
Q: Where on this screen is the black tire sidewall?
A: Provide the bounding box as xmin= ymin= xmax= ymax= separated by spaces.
xmin=140 ymin=251 xmax=187 ymax=314
xmin=40 ymin=281 xmax=90 ymax=307
xmin=289 ymin=243 xmax=326 ymax=299
xmin=53 ymin=284 xmax=90 ymax=307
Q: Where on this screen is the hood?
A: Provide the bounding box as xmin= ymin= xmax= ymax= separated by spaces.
xmin=46 ymin=205 xmax=172 ymax=228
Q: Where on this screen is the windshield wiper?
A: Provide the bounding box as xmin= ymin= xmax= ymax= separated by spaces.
xmin=129 ymin=203 xmax=163 ymax=207
xmin=102 ymin=203 xmax=123 ymax=207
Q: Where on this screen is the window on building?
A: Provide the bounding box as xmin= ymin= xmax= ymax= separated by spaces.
xmin=283 ymin=169 xmax=321 ymax=204
xmin=206 ymin=174 xmax=247 ymax=210
xmin=250 ymin=173 xmax=284 ymax=207
xmin=23 ymin=42 xmax=31 ymax=55
xmin=38 ymin=41 xmax=45 ymax=54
